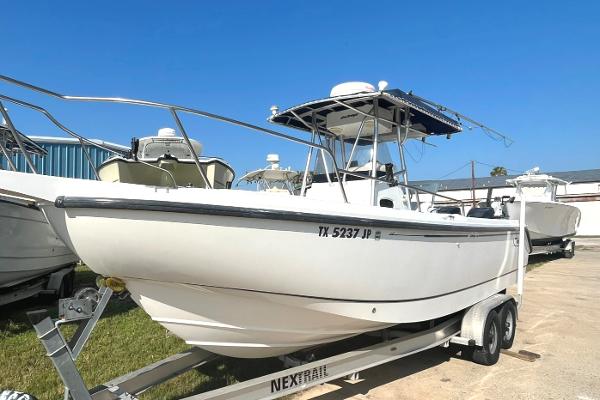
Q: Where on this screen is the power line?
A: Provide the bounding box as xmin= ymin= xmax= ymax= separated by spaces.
xmin=437 ymin=161 xmax=471 ymax=179
xmin=436 ymin=160 xmax=523 ymax=180
xmin=473 ymin=160 xmax=523 ymax=174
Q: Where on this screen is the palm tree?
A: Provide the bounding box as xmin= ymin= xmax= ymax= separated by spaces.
xmin=490 ymin=166 xmax=508 ymax=176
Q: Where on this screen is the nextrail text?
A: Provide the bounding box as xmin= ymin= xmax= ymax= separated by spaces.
xmin=270 ymin=365 xmax=329 ymax=393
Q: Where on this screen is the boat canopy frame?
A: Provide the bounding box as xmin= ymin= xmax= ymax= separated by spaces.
xmin=269 ymin=90 xmax=470 ymax=210
xmin=0 ymin=75 xmax=468 ymax=209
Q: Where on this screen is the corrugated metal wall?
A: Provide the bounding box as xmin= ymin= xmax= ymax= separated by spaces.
xmin=1 ymin=141 xmax=120 ymax=179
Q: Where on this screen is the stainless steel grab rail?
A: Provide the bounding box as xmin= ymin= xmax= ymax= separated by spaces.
xmin=0 ymin=93 xmax=179 ymax=188
xmin=0 ymin=75 xmax=348 ymax=202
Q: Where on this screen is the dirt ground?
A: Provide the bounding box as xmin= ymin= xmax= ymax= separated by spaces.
xmin=295 ymin=238 xmax=600 ymax=400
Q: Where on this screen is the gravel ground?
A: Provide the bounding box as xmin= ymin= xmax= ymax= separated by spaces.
xmin=295 ymin=239 xmax=600 ymax=400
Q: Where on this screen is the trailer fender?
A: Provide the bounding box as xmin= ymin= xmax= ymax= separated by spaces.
xmin=457 ymin=294 xmax=515 ymax=347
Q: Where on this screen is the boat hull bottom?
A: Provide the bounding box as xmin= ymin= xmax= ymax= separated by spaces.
xmin=125 ymin=271 xmax=517 ymax=358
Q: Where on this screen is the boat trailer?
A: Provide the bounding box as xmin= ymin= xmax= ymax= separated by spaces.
xmin=20 ymin=285 xmax=520 ymax=400
xmin=0 ymin=265 xmax=75 ymax=307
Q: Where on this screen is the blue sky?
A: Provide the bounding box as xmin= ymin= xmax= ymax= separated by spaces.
xmin=2 ymin=1 xmax=599 ymax=181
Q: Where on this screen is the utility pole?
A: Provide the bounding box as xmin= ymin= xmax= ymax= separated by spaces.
xmin=471 ymin=160 xmax=476 ymax=208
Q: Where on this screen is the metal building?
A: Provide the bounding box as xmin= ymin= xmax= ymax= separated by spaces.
xmin=0 ymin=136 xmax=128 ymax=179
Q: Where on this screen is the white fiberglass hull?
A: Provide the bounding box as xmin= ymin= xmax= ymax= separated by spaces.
xmin=0 ymin=171 xmax=524 ymax=357
xmin=505 ymin=201 xmax=581 ymax=244
xmin=0 ymin=195 xmax=78 ymax=288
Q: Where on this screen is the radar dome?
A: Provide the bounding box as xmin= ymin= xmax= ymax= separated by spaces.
xmin=266 ymin=154 xmax=280 ymax=163
xmin=157 ymin=127 xmax=176 ymax=137
xmin=330 ymin=82 xmax=376 ymax=97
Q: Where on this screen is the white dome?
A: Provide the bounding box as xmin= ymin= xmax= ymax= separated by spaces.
xmin=157 ymin=127 xmax=176 ymax=137
xmin=266 ymin=153 xmax=280 ymax=163
xmin=330 ymin=82 xmax=376 ymax=97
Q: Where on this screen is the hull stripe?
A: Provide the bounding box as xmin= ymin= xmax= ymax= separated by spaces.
xmin=124 ymin=268 xmax=518 ymax=304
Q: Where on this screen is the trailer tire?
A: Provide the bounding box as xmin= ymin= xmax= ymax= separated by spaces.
xmin=0 ymin=389 xmax=38 ymax=400
xmin=499 ymin=301 xmax=517 ymax=349
xmin=471 ymin=310 xmax=501 ymax=366
xmin=563 ymin=241 xmax=575 ymax=259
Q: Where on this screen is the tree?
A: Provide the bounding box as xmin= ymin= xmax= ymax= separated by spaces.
xmin=490 ymin=166 xmax=507 ymax=176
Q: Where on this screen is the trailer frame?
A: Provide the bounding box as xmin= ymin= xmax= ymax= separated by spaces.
xmin=0 ymin=264 xmax=75 ymax=307
xmin=24 ymin=286 xmax=519 ymax=400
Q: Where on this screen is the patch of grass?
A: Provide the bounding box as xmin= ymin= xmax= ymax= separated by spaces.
xmin=526 ymin=253 xmax=560 ymax=272
xmin=0 ymin=265 xmax=280 ymax=399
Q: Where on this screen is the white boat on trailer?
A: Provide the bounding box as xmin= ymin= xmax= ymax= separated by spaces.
xmin=0 ymin=76 xmax=528 ymax=360
xmin=505 ymin=168 xmax=580 ymax=257
xmin=0 ymin=126 xmax=77 ymax=305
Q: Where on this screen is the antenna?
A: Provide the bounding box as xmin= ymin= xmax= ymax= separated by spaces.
xmin=408 ymin=93 xmax=515 ymax=147
xmin=266 ymin=153 xmax=280 ymax=170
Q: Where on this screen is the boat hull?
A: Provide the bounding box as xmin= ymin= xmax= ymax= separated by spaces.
xmin=0 ymin=171 xmax=523 ymax=357
xmin=505 ymin=201 xmax=581 ymax=244
xmin=0 ymin=196 xmax=78 ymax=288
xmin=126 ymin=267 xmax=518 ymax=357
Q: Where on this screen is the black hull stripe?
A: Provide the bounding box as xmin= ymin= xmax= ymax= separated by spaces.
xmin=125 ymin=268 xmax=518 ymax=304
xmin=55 ymin=196 xmax=519 ymax=234
xmin=389 ymin=233 xmax=511 ymax=238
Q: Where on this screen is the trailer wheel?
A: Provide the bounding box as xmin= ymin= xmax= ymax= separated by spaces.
xmin=499 ymin=301 xmax=517 ymax=349
xmin=0 ymin=389 xmax=38 ymax=400
xmin=563 ymin=241 xmax=575 ymax=259
xmin=471 ymin=310 xmax=501 ymax=366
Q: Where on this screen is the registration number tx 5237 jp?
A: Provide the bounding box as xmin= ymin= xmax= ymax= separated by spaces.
xmin=318 ymin=226 xmax=372 ymax=239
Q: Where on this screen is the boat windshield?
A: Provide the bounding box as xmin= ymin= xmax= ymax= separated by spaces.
xmin=313 ymin=138 xmax=394 ymax=182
